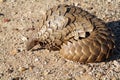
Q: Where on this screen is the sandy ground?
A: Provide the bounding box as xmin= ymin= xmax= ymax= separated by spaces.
xmin=0 ymin=0 xmax=120 ymax=80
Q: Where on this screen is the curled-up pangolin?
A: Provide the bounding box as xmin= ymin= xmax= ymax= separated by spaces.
xmin=26 ymin=4 xmax=115 ymax=63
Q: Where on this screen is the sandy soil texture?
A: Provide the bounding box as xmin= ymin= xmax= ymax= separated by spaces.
xmin=0 ymin=0 xmax=120 ymax=80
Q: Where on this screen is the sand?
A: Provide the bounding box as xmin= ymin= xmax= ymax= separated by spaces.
xmin=0 ymin=0 xmax=120 ymax=80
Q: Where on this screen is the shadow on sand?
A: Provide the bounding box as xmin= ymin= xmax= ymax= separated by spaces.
xmin=106 ymin=20 xmax=120 ymax=62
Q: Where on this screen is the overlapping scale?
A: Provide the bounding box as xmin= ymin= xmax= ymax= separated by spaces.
xmin=27 ymin=4 xmax=115 ymax=63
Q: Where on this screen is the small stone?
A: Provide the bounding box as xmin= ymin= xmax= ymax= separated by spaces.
xmin=7 ymin=68 xmax=14 ymax=73
xmin=79 ymin=70 xmax=85 ymax=74
xmin=101 ymin=76 xmax=107 ymax=80
xmin=11 ymin=77 xmax=23 ymax=80
xmin=17 ymin=48 xmax=23 ymax=52
xmin=113 ymin=60 xmax=119 ymax=68
xmin=12 ymin=28 xmax=20 ymax=31
xmin=21 ymin=36 xmax=27 ymax=41
xmin=0 ymin=0 xmax=6 ymax=3
xmin=0 ymin=73 xmax=4 ymax=77
xmin=29 ymin=65 xmax=34 ymax=71
xmin=18 ymin=67 xmax=28 ymax=72
xmin=96 ymin=72 xmax=102 ymax=78
xmin=44 ymin=61 xmax=48 ymax=65
xmin=26 ymin=27 xmax=35 ymax=31
xmin=87 ymin=7 xmax=94 ymax=10
xmin=43 ymin=69 xmax=50 ymax=75
xmin=10 ymin=49 xmax=18 ymax=55
xmin=114 ymin=67 xmax=120 ymax=72
xmin=34 ymin=58 xmax=39 ymax=62
xmin=88 ymin=72 xmax=93 ymax=76
xmin=3 ymin=18 xmax=10 ymax=22
xmin=0 ymin=13 xmax=4 ymax=16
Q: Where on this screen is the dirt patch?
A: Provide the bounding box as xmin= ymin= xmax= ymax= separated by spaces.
xmin=0 ymin=0 xmax=120 ymax=80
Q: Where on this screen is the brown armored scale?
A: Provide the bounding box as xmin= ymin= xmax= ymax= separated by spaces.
xmin=26 ymin=4 xmax=115 ymax=63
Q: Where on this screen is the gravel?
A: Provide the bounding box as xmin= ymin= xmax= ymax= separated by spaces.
xmin=0 ymin=0 xmax=120 ymax=80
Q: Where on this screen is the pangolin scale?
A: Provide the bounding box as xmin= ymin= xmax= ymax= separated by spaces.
xmin=26 ymin=4 xmax=115 ymax=63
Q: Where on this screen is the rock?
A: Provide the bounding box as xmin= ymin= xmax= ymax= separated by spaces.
xmin=113 ymin=60 xmax=119 ymax=68
xmin=43 ymin=69 xmax=50 ymax=75
xmin=28 ymin=65 xmax=34 ymax=71
xmin=0 ymin=73 xmax=4 ymax=77
xmin=34 ymin=58 xmax=39 ymax=62
xmin=11 ymin=77 xmax=23 ymax=80
xmin=21 ymin=36 xmax=27 ymax=41
xmin=18 ymin=67 xmax=28 ymax=72
xmin=7 ymin=68 xmax=14 ymax=73
xmin=9 ymin=49 xmax=18 ymax=55
xmin=0 ymin=0 xmax=6 ymax=3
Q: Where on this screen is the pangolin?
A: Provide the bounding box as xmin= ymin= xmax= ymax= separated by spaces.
xmin=26 ymin=4 xmax=115 ymax=63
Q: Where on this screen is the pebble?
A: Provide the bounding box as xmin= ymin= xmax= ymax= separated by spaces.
xmin=43 ymin=69 xmax=50 ymax=75
xmin=113 ymin=60 xmax=119 ymax=68
xmin=28 ymin=65 xmax=34 ymax=71
xmin=9 ymin=49 xmax=18 ymax=55
xmin=18 ymin=67 xmax=28 ymax=72
xmin=0 ymin=73 xmax=4 ymax=77
xmin=3 ymin=18 xmax=10 ymax=23
xmin=34 ymin=58 xmax=39 ymax=62
xmin=0 ymin=0 xmax=5 ymax=3
xmin=96 ymin=72 xmax=102 ymax=78
xmin=21 ymin=36 xmax=27 ymax=41
xmin=11 ymin=77 xmax=23 ymax=80
xmin=113 ymin=61 xmax=120 ymax=72
xmin=79 ymin=70 xmax=85 ymax=74
xmin=17 ymin=48 xmax=23 ymax=52
xmin=0 ymin=13 xmax=4 ymax=16
xmin=7 ymin=68 xmax=14 ymax=73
